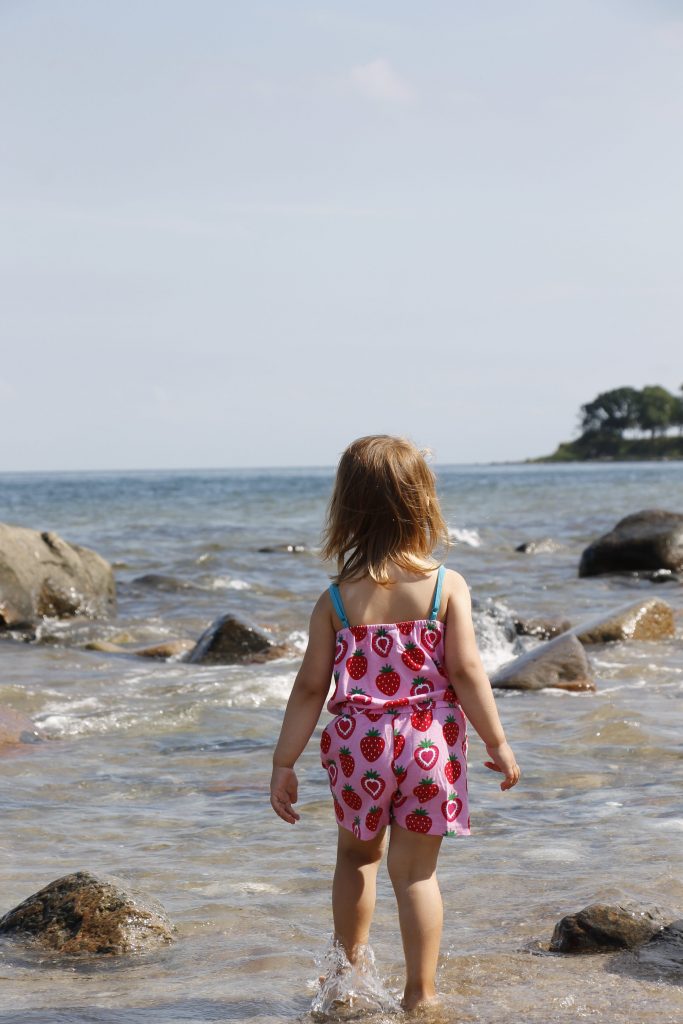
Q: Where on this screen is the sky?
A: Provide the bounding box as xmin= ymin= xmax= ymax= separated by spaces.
xmin=0 ymin=0 xmax=681 ymax=470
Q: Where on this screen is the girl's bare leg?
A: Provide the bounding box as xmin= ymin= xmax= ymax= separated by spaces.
xmin=386 ymin=825 xmax=443 ymax=1009
xmin=332 ymin=824 xmax=387 ymax=962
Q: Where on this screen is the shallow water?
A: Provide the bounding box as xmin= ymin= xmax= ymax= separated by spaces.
xmin=1 ymin=463 xmax=682 ymax=1022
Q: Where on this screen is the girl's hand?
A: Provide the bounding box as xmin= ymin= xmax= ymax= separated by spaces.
xmin=484 ymin=741 xmax=520 ymax=791
xmin=270 ymin=766 xmax=300 ymax=824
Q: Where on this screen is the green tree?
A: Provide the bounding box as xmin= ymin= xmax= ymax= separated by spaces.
xmin=672 ymin=387 xmax=683 ymax=436
xmin=635 ymin=385 xmax=679 ymax=437
xmin=580 ymin=387 xmax=641 ymax=436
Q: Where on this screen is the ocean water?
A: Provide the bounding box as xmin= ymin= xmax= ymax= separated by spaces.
xmin=0 ymin=462 xmax=682 ymax=1023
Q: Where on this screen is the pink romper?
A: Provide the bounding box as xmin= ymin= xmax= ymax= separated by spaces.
xmin=319 ymin=566 xmax=470 ymax=841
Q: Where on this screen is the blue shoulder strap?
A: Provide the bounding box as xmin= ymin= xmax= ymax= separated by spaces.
xmin=329 ymin=584 xmax=350 ymax=630
xmin=428 ymin=565 xmax=446 ymax=621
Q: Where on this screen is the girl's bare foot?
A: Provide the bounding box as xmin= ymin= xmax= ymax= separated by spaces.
xmin=401 ymin=989 xmax=441 ymax=1012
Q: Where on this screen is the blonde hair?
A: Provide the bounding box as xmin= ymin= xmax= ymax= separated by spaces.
xmin=321 ymin=435 xmax=450 ymax=584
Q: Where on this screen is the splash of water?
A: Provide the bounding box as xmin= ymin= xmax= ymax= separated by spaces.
xmin=310 ymin=939 xmax=400 ymax=1020
xmin=447 ymin=526 xmax=481 ymax=548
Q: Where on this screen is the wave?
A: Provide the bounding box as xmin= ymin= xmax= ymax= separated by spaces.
xmin=206 ymin=577 xmax=251 ymax=591
xmin=448 ymin=526 xmax=481 ymax=548
xmin=472 ymin=598 xmax=523 ymax=674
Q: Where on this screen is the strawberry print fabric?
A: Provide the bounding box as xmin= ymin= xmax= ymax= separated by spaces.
xmin=320 ymin=619 xmax=470 ymax=840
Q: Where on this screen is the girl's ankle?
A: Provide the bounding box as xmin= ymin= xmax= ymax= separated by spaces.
xmin=402 ymin=984 xmax=438 ymax=1010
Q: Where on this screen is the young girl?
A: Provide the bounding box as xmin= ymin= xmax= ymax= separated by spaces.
xmin=270 ymin=435 xmax=520 ymax=1010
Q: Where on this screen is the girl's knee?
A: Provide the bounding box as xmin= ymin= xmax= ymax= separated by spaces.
xmin=337 ymin=825 xmax=386 ymax=867
xmin=386 ymin=825 xmax=442 ymax=886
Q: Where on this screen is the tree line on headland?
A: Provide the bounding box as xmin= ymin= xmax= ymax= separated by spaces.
xmin=537 ymin=384 xmax=683 ymax=461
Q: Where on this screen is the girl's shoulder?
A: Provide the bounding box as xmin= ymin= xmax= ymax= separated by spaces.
xmin=441 ymin=568 xmax=473 ymax=615
xmin=442 ymin=567 xmax=470 ymax=591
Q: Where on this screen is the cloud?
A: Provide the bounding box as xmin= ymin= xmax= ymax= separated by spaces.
xmin=349 ymin=58 xmax=415 ymax=103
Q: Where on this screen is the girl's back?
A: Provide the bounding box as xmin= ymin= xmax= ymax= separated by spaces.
xmin=332 ymin=565 xmax=444 ymax=628
xmin=327 ymin=564 xmax=459 ymax=717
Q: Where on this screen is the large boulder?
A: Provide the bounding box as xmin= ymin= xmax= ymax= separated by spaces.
xmin=0 ymin=706 xmax=43 ymax=745
xmin=579 ymin=509 xmax=683 ymax=577
xmin=0 ymin=871 xmax=174 ymax=955
xmin=186 ymin=614 xmax=286 ymax=665
xmin=572 ymin=599 xmax=675 ymax=644
xmin=491 ymin=633 xmax=595 ymax=692
xmin=0 ymin=523 xmax=116 ymax=629
xmin=550 ymin=903 xmax=667 ymax=953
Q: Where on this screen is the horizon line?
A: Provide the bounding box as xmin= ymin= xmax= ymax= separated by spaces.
xmin=0 ymin=460 xmax=535 ymax=475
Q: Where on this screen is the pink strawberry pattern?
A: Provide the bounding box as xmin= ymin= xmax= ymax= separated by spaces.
xmin=320 ymin=611 xmax=469 ymax=840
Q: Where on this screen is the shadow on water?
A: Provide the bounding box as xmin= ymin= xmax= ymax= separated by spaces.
xmin=0 ymin=999 xmax=289 ymax=1024
xmin=604 ymin=920 xmax=683 ymax=987
xmin=0 ymin=939 xmax=175 ymax=975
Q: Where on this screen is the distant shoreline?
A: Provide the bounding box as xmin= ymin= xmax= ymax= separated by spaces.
xmin=531 ymin=435 xmax=683 ymax=463
xmin=529 ymin=454 xmax=683 ymax=464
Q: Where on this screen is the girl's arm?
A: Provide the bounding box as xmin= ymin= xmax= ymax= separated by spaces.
xmin=271 ymin=592 xmax=336 ymax=824
xmin=444 ymin=571 xmax=520 ymax=791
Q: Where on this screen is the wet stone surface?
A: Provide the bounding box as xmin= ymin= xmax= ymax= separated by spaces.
xmin=0 ymin=871 xmax=175 ymax=955
xmin=186 ymin=614 xmax=286 ymax=665
xmin=550 ymin=903 xmax=668 ymax=954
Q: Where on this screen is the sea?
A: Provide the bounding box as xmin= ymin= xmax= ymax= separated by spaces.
xmin=0 ymin=462 xmax=682 ymax=1024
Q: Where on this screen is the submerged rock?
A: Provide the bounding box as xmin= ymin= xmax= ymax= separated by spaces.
xmin=515 ymin=538 xmax=561 ymax=554
xmin=572 ymin=599 xmax=675 ymax=644
xmin=0 ymin=706 xmax=43 ymax=745
xmin=186 ymin=614 xmax=286 ymax=665
xmin=0 ymin=523 xmax=115 ymax=629
xmin=133 ymin=639 xmax=195 ymax=660
xmin=257 ymin=543 xmax=307 ymax=554
xmin=0 ymin=871 xmax=174 ymax=955
xmin=491 ymin=634 xmax=595 ymax=691
xmin=84 ymin=638 xmax=195 ymax=660
xmin=551 ymin=903 xmax=667 ymax=953
xmin=514 ymin=616 xmax=572 ymax=639
xmin=130 ymin=574 xmax=197 ymax=592
xmin=84 ymin=639 xmax=127 ymax=654
xmin=579 ymin=509 xmax=683 ymax=577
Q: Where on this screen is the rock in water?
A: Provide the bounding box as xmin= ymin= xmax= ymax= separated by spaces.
xmin=131 ymin=573 xmax=197 ymax=591
xmin=515 ymin=538 xmax=561 ymax=554
xmin=133 ymin=639 xmax=196 ymax=660
xmin=187 ymin=614 xmax=285 ymax=665
xmin=636 ymin=920 xmax=683 ymax=976
xmin=572 ymin=599 xmax=675 ymax=644
xmin=0 ymin=706 xmax=43 ymax=745
xmin=579 ymin=509 xmax=683 ymax=577
xmin=551 ymin=903 xmax=667 ymax=953
xmin=514 ymin=616 xmax=573 ymax=639
xmin=84 ymin=639 xmax=127 ymax=654
xmin=0 ymin=523 xmax=116 ymax=628
xmin=0 ymin=872 xmax=174 ymax=954
xmin=257 ymin=543 xmax=307 ymax=554
xmin=490 ymin=634 xmax=595 ymax=691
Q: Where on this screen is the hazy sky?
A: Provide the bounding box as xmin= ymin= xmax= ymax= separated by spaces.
xmin=1 ymin=1 xmax=681 ymax=470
